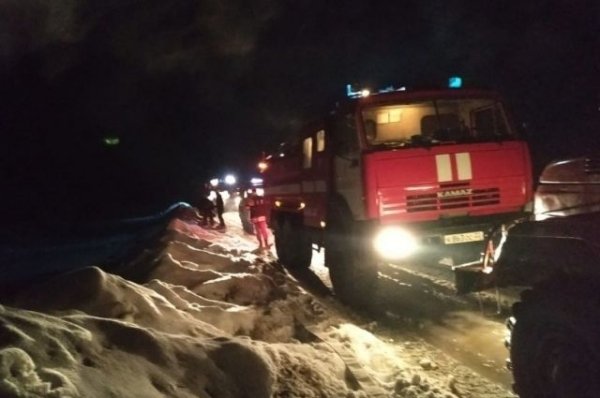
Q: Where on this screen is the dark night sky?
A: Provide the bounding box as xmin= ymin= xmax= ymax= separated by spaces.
xmin=0 ymin=0 xmax=598 ymax=227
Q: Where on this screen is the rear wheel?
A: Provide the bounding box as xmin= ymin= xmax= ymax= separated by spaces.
xmin=275 ymin=217 xmax=312 ymax=270
xmin=510 ymin=285 xmax=600 ymax=398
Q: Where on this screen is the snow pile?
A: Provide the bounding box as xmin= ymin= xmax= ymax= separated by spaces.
xmin=0 ymin=215 xmax=510 ymax=397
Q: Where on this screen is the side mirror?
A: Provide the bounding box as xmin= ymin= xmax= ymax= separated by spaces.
xmin=364 ymin=120 xmax=377 ymax=141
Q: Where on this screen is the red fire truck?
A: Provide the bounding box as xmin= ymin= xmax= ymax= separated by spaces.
xmin=259 ymin=84 xmax=533 ymax=307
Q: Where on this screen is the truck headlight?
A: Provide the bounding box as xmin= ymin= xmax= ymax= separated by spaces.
xmin=373 ymin=226 xmax=418 ymax=260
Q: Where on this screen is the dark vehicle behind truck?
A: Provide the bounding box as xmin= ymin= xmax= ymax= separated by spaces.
xmin=456 ymin=155 xmax=600 ymax=398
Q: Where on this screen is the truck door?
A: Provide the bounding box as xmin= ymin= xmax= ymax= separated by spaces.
xmin=331 ymin=113 xmax=365 ymax=220
xmin=301 ymin=128 xmax=330 ymax=227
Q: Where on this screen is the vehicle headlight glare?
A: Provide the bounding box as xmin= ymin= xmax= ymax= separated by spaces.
xmin=373 ymin=227 xmax=418 ymax=260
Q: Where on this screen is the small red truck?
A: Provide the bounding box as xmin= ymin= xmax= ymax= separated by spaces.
xmin=260 ymin=84 xmax=533 ymax=307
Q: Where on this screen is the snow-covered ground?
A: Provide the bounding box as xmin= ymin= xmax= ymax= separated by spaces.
xmin=0 ymin=212 xmax=515 ymax=397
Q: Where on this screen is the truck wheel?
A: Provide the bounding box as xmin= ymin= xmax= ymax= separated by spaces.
xmin=510 ymin=287 xmax=600 ymax=398
xmin=275 ymin=218 xmax=312 ymax=270
xmin=325 ymin=212 xmax=378 ymax=310
xmin=327 ymin=248 xmax=378 ymax=311
xmin=273 ymin=219 xmax=288 ymax=262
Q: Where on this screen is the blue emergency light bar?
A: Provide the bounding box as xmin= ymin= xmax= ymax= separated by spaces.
xmin=346 ymin=84 xmax=369 ymax=98
xmin=346 ymin=84 xmax=406 ymax=98
xmin=346 ymin=77 xmax=461 ymax=98
xmin=448 ymin=76 xmax=463 ymax=88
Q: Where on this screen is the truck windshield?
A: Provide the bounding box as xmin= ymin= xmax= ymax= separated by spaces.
xmin=361 ymin=98 xmax=514 ymax=148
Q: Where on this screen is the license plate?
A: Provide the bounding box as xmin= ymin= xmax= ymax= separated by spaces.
xmin=443 ymin=231 xmax=484 ymax=245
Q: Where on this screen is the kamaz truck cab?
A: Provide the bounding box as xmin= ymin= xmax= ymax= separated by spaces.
xmin=260 ymin=83 xmax=533 ymax=308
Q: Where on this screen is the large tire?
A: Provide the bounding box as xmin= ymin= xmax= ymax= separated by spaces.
xmin=510 ymin=285 xmax=600 ymax=398
xmin=273 ymin=218 xmax=287 ymax=262
xmin=275 ymin=217 xmax=312 ymax=270
xmin=325 ymin=207 xmax=378 ymax=310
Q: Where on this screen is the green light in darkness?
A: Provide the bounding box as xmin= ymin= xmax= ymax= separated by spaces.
xmin=103 ymin=136 xmax=120 ymax=146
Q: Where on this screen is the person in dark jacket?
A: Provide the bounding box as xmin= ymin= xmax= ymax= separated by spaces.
xmin=196 ymin=186 xmax=215 ymax=226
xmin=214 ymin=189 xmax=225 ymax=229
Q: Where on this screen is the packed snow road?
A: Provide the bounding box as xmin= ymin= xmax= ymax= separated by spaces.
xmin=376 ymin=261 xmax=517 ymax=388
xmin=292 ymin=232 xmax=519 ymax=391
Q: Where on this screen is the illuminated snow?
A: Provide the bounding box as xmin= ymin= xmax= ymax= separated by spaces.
xmin=0 ymin=213 xmax=513 ymax=397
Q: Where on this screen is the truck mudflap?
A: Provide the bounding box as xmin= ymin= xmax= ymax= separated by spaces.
xmin=453 ymin=261 xmax=493 ymax=294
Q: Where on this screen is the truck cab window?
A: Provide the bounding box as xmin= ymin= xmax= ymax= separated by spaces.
xmin=303 ymin=136 xmax=313 ymax=169
xmin=472 ymin=105 xmax=508 ymax=138
xmin=362 ymin=98 xmax=514 ymax=148
xmin=316 ymin=129 xmax=326 ymax=152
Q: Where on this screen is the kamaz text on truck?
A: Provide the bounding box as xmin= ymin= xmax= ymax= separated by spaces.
xmin=259 ymin=83 xmax=533 ymax=308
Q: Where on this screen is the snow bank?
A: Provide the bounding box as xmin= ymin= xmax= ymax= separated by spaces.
xmin=0 ymin=216 xmax=510 ymax=397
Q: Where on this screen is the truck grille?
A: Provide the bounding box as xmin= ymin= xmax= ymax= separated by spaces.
xmin=406 ymin=187 xmax=500 ymax=213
